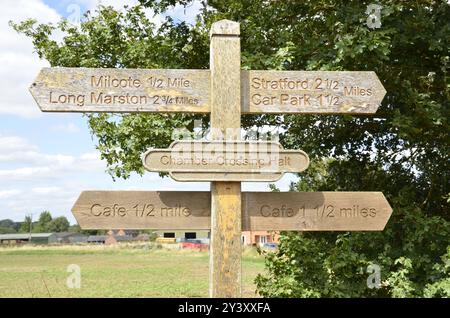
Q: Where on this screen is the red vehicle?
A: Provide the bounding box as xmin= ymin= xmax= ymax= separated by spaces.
xmin=180 ymin=240 xmax=209 ymax=250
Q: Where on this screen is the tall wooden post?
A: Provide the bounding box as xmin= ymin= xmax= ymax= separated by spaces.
xmin=209 ymin=20 xmax=242 ymax=298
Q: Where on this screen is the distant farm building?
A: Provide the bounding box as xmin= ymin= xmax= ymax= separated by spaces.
xmin=55 ymin=232 xmax=88 ymax=244
xmin=155 ymin=230 xmax=210 ymax=242
xmin=0 ymin=233 xmax=57 ymax=245
xmin=241 ymin=231 xmax=279 ymax=247
xmin=87 ymin=235 xmax=107 ymax=244
xmin=133 ymin=234 xmax=150 ymax=242
xmin=107 ymin=229 xmax=136 ymax=236
xmin=87 ymin=234 xmax=133 ymax=245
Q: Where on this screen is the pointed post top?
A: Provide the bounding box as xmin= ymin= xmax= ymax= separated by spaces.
xmin=210 ymin=19 xmax=240 ymax=37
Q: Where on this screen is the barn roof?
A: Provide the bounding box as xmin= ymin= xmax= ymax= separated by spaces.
xmin=87 ymin=235 xmax=133 ymax=242
xmin=0 ymin=233 xmax=55 ymax=240
xmin=55 ymin=232 xmax=87 ymax=239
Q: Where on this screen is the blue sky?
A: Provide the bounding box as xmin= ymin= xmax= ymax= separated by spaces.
xmin=0 ymin=0 xmax=297 ymax=224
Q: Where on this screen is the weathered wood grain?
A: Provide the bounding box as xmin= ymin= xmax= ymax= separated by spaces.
xmin=242 ymin=192 xmax=393 ymax=231
xmin=30 ymin=67 xmax=210 ymax=113
xmin=241 ymin=70 xmax=386 ymax=114
xmin=71 ymin=191 xmax=210 ymax=229
xmin=30 ymin=68 xmax=386 ymax=115
xmin=71 ymin=191 xmax=392 ymax=231
xmin=142 ymin=140 xmax=310 ymax=181
xmin=209 ymin=19 xmax=242 ymax=298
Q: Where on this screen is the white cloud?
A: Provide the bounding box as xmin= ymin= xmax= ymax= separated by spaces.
xmin=0 ymin=140 xmax=76 ymax=166
xmin=0 ymin=134 xmax=104 ymax=180
xmin=0 ymin=189 xmax=22 ymax=199
xmin=32 ymin=186 xmax=62 ymax=194
xmin=0 ymin=135 xmax=38 ymax=153
xmin=5 ymin=188 xmax=78 ymax=221
xmin=0 ymin=166 xmax=52 ymax=179
xmin=50 ymin=123 xmax=80 ymax=133
xmin=0 ymin=153 xmax=103 ymax=180
xmin=0 ymin=0 xmax=61 ymax=118
xmin=79 ymin=152 xmax=99 ymax=161
xmin=0 ymin=134 xmax=107 ymax=222
xmin=0 ymin=151 xmax=73 ymax=165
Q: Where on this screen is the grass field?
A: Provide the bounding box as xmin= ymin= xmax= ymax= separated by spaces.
xmin=0 ymin=244 xmax=266 ymax=297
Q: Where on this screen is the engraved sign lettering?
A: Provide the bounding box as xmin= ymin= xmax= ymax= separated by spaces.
xmin=243 ymin=192 xmax=392 ymax=231
xmin=241 ymin=70 xmax=386 ymax=114
xmin=30 ymin=67 xmax=210 ymax=113
xmin=30 ymin=68 xmax=386 ymax=114
xmin=142 ymin=141 xmax=310 ymax=182
xmin=72 ymin=191 xmax=392 ymax=231
xmin=71 ymin=191 xmax=210 ymax=230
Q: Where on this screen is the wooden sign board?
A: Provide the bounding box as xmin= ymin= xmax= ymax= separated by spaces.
xmin=30 ymin=68 xmax=386 ymax=115
xmin=72 ymin=191 xmax=392 ymax=231
xmin=71 ymin=191 xmax=211 ymax=230
xmin=142 ymin=140 xmax=310 ymax=181
xmin=29 ymin=67 xmax=210 ymax=113
xmin=241 ymin=70 xmax=386 ymax=114
xmin=243 ymin=191 xmax=393 ymax=231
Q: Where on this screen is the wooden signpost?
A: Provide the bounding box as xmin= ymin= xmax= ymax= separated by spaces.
xmin=142 ymin=140 xmax=309 ymax=181
xmin=241 ymin=70 xmax=386 ymax=114
xmin=72 ymin=191 xmax=392 ymax=231
xmin=242 ymin=191 xmax=392 ymax=231
xmin=30 ymin=68 xmax=385 ymax=115
xmin=208 ymin=21 xmax=242 ymax=297
xmin=30 ymin=67 xmax=211 ymax=113
xmin=30 ymin=20 xmax=390 ymax=298
xmin=71 ymin=191 xmax=211 ymax=230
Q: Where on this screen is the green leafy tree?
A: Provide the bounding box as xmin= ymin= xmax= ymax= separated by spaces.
xmin=48 ymin=216 xmax=70 ymax=233
xmin=34 ymin=211 xmax=52 ymax=232
xmin=11 ymin=0 xmax=449 ymax=297
xmin=19 ymin=215 xmax=33 ymax=233
xmin=68 ymin=224 xmax=82 ymax=233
